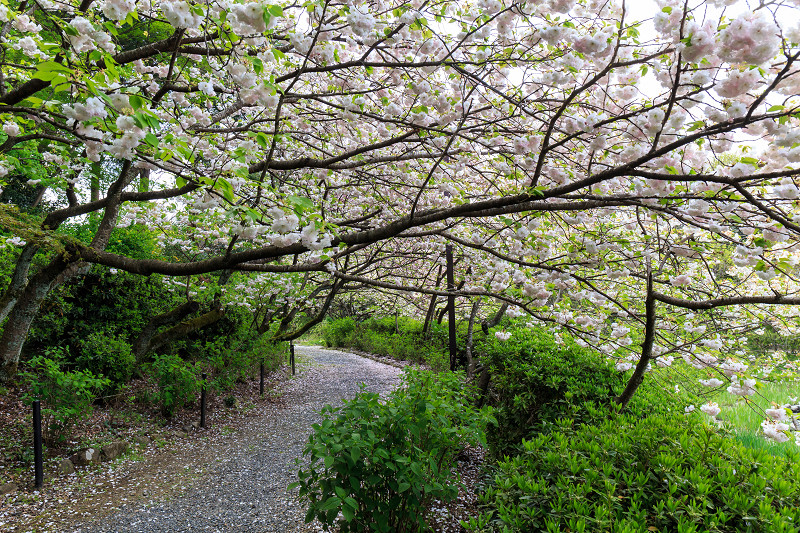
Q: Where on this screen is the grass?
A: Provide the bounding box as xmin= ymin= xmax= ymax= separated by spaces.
xmin=297 ymin=324 xmax=326 ymax=345
xmin=650 ymin=362 xmax=800 ymax=455
xmin=711 ymin=379 xmax=800 ymax=455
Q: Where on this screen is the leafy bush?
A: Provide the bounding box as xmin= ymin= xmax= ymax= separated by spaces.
xmin=77 ymin=331 xmax=136 ymax=393
xmin=294 ymin=369 xmax=494 ymax=532
xmin=202 ymin=335 xmax=253 ymax=392
xmin=249 ymin=335 xmax=287 ymax=373
xmin=479 ymin=327 xmax=624 ymax=457
xmin=466 ymin=405 xmax=800 ymax=533
xmin=21 ymin=349 xmax=110 ymax=444
xmin=321 ymin=317 xmax=455 ymax=370
xmin=322 ymin=317 xmax=357 ymax=347
xmin=27 ymin=266 xmax=179 ymax=358
xmin=198 ymin=327 xmax=286 ymax=392
xmin=147 ymin=353 xmax=198 ymax=417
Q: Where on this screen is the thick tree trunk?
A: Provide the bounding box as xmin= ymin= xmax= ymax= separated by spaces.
xmin=90 ymin=173 xmax=100 ymax=202
xmin=133 ymin=301 xmax=200 ymax=362
xmin=30 ymin=187 xmax=47 ymax=209
xmin=146 ymin=307 xmax=226 ymax=354
xmin=0 ymin=162 xmax=133 ymax=382
xmin=138 ymin=168 xmax=150 ymax=193
xmin=0 ymin=243 xmax=38 ymax=324
xmin=474 ymin=367 xmax=491 ymax=408
xmin=0 ymin=255 xmax=72 ymax=381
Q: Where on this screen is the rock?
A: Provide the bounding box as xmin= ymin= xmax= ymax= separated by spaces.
xmin=191 ymin=421 xmax=200 ymax=429
xmin=169 ymin=430 xmax=188 ymax=439
xmin=71 ymin=447 xmax=100 ymax=466
xmin=59 ymin=458 xmax=75 ymax=475
xmin=182 ymin=424 xmax=193 ymax=434
xmin=0 ymin=482 xmax=17 ymax=495
xmin=133 ymin=435 xmax=150 ymax=447
xmin=101 ymin=441 xmax=128 ymax=462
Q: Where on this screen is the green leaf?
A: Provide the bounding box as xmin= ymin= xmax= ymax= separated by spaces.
xmin=341 ymin=504 xmax=355 ymax=522
xmin=128 ymin=94 xmax=145 ymax=110
xmin=62 ymin=23 xmax=79 ymax=36
xmin=768 ymin=105 xmax=785 ymax=112
xmin=319 ymin=495 xmax=340 ymax=511
xmin=35 ymin=61 xmax=72 ymax=74
xmin=144 ymin=133 xmax=159 ymax=147
xmin=268 ymin=5 xmax=284 ymax=17
xmin=216 ymin=178 xmax=235 ymax=202
xmin=288 ymin=195 xmax=315 ymax=211
xmin=132 ymin=112 xmax=149 ymax=129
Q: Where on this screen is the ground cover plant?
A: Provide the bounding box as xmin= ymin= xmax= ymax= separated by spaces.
xmin=321 ymin=316 xmax=463 ymax=371
xmin=467 ymin=399 xmax=800 ymax=533
xmin=294 ymin=368 xmax=494 ymax=532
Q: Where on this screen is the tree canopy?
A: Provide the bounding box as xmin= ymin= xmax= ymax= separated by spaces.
xmin=2 ymin=0 xmax=800 ymax=438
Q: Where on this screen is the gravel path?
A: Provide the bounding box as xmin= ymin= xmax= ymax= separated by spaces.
xmin=68 ymin=346 xmax=402 ymax=533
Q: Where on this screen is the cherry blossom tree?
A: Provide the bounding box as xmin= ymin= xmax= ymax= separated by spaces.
xmin=1 ymin=0 xmax=800 ymax=438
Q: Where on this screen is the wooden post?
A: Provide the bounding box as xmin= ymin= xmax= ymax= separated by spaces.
xmin=290 ymin=343 xmax=295 ymax=375
xmin=33 ymin=400 xmax=43 ymax=488
xmin=200 ymin=373 xmax=207 ymax=428
xmin=446 ymin=244 xmax=457 ymax=371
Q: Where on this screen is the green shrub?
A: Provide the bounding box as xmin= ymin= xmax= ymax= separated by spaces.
xmin=249 ymin=336 xmax=287 ymax=373
xmin=202 ymin=336 xmax=251 ymax=392
xmin=21 ymin=349 xmax=110 ymax=444
xmin=293 ymin=368 xmax=494 ymax=532
xmin=148 ymin=353 xmax=198 ymax=417
xmin=198 ymin=328 xmax=285 ymax=393
xmin=467 ymin=406 xmax=800 ymax=533
xmin=479 ymin=327 xmax=624 ymax=457
xmin=77 ymin=331 xmax=136 ymax=393
xmin=321 ymin=316 xmax=461 ymax=370
xmin=322 ymin=317 xmax=357 ymax=347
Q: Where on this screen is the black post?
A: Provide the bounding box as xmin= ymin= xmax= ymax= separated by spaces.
xmin=290 ymin=343 xmax=295 ymax=375
xmin=200 ymin=373 xmax=207 ymax=428
xmin=259 ymin=361 xmax=264 ymax=395
xmin=33 ymin=400 xmax=43 ymax=488
xmin=446 ymin=244 xmax=457 ymax=371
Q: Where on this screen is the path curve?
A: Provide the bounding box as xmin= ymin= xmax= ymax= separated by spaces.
xmin=69 ymin=346 xmax=402 ymax=533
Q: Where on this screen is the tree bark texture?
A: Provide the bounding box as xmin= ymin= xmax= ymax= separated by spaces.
xmin=133 ymin=300 xmax=201 ymax=361
xmin=481 ymin=303 xmax=508 ymax=334
xmin=616 ymin=272 xmax=656 ymax=409
xmin=0 ymin=162 xmax=133 ymax=381
xmin=146 ymin=307 xmax=226 ymax=355
xmin=465 ymin=298 xmax=481 ymax=379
